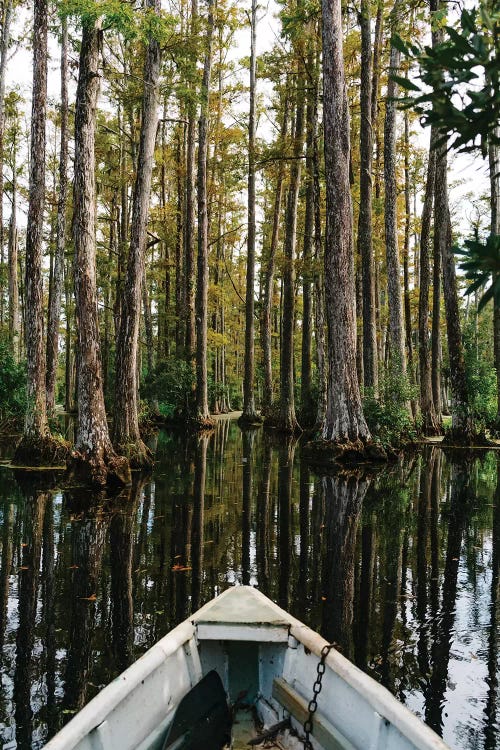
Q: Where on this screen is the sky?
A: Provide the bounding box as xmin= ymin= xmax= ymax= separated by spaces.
xmin=4 ymin=0 xmax=490 ymax=241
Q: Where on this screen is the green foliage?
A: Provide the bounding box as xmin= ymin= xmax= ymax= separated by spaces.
xmin=142 ymin=358 xmax=195 ymax=418
xmin=455 ymin=233 xmax=500 ymax=312
xmin=395 ymin=4 xmax=500 ymax=156
xmin=363 ymin=368 xmax=418 ymax=448
xmin=59 ymin=0 xmax=176 ymax=44
xmin=0 ymin=344 xmax=26 ymax=428
xmin=462 ymin=317 xmax=498 ymax=429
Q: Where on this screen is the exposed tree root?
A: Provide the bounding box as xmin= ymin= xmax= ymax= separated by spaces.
xmin=115 ymin=439 xmax=154 ymax=470
xmin=68 ymin=448 xmax=131 ymax=487
xmin=238 ymin=413 xmax=263 ymax=428
xmin=190 ymin=415 xmax=216 ymax=432
xmin=303 ymin=438 xmax=387 ymax=469
xmin=262 ymin=407 xmax=302 ymax=435
xmin=12 ymin=433 xmax=72 ymax=468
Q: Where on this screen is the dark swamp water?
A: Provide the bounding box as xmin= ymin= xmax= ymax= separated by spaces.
xmin=0 ymin=418 xmax=498 ymax=750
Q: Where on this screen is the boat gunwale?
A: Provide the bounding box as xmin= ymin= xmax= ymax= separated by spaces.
xmin=194 ymin=587 xmax=451 ymax=750
xmin=43 ymin=586 xmax=451 ymax=750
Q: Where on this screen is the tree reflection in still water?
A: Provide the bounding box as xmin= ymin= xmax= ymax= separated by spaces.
xmin=0 ymin=423 xmax=497 ymax=750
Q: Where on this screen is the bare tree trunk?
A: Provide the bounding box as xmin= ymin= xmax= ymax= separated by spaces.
xmin=0 ymin=0 xmax=12 ymax=326
xmin=278 ymin=70 xmax=304 ymax=434
xmin=319 ymin=0 xmax=375 ymax=455
xmin=195 ymin=0 xmax=214 ymax=425
xmin=489 ymin=132 xmax=500 ymax=424
xmin=431 ymin=224 xmax=442 ymax=420
xmin=419 ymin=128 xmax=440 ymax=434
xmin=14 ymin=0 xmax=67 ymax=466
xmin=241 ymin=0 xmax=260 ymax=424
xmin=403 ymin=111 xmax=417 ymax=417
xmin=301 ymin=45 xmax=319 ymax=425
xmin=261 ymin=94 xmax=288 ymax=416
xmin=383 ymin=0 xmax=406 ymax=374
xmin=46 ymin=16 xmax=68 ymax=415
xmin=8 ymin=140 xmax=19 ymax=359
xmin=114 ymin=0 xmax=160 ymax=466
xmin=313 ymin=97 xmax=327 ymax=433
xmin=358 ymin=0 xmax=378 ymax=397
xmin=184 ymin=0 xmax=198 ymax=361
xmin=71 ymin=20 xmax=130 ymax=486
xmin=436 ymin=143 xmax=474 ymax=440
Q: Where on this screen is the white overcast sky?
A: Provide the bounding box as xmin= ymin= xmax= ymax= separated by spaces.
xmin=5 ymin=0 xmax=489 ymax=238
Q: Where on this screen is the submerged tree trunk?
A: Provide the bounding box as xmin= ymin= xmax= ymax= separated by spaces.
xmin=358 ymin=0 xmax=378 ymax=397
xmin=383 ymin=0 xmax=406 ymax=374
xmin=241 ymin=0 xmax=260 ymax=424
xmin=418 ymin=128 xmax=440 ymax=434
xmin=195 ymin=0 xmax=214 ymax=425
xmin=319 ymin=0 xmax=374 ymax=454
xmin=71 ymin=21 xmax=130 ymax=486
xmin=46 ymin=16 xmax=68 ymax=415
xmin=113 ymin=0 xmax=160 ymax=466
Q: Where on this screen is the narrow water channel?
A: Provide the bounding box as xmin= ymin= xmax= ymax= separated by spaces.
xmin=0 ymin=419 xmax=498 ymax=750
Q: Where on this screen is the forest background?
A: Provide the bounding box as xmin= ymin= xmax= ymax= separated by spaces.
xmin=0 ymin=0 xmax=498 ymax=485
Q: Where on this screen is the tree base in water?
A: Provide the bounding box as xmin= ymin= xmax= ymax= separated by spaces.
xmin=116 ymin=439 xmax=154 ymax=469
xmin=190 ymin=415 xmax=216 ymax=431
xmin=13 ymin=433 xmax=72 ymax=468
xmin=238 ymin=413 xmax=263 ymax=428
xmin=303 ymin=438 xmax=387 ymax=468
xmin=68 ymin=449 xmax=131 ymax=487
xmin=263 ymin=408 xmax=302 ymax=435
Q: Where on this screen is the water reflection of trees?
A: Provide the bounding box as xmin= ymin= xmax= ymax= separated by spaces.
xmin=0 ymin=425 xmax=499 ymax=750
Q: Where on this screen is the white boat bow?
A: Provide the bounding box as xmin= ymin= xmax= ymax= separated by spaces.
xmin=44 ymin=586 xmax=451 ymax=750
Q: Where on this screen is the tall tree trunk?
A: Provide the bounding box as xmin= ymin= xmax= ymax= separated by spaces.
xmin=261 ymin=94 xmax=288 ymax=415
xmin=319 ymin=0 xmax=374 ymax=453
xmin=114 ymin=0 xmax=161 ymax=466
xmin=358 ymin=0 xmax=378 ymax=396
xmin=418 ymin=128 xmax=440 ymax=434
xmin=435 ymin=144 xmax=473 ymax=440
xmin=383 ymin=0 xmax=406 ymax=374
xmin=184 ymin=0 xmax=198 ymax=361
xmin=8 ymin=141 xmax=19 ymax=359
xmin=431 ymin=221 xmax=442 ymax=420
xmin=278 ymin=71 xmax=304 ymax=433
xmin=489 ymin=132 xmax=500 ymax=425
xmin=0 ymin=0 xmax=12 ymax=326
xmin=46 ymin=16 xmax=68 ymax=415
xmin=301 ymin=45 xmax=319 ymax=424
xmin=241 ymin=0 xmax=260 ymax=424
xmin=71 ymin=20 xmax=130 ymax=486
xmin=14 ymin=0 xmax=65 ymax=465
xmin=403 ymin=111 xmax=416 ymax=417
xmin=313 ymin=97 xmax=327 ymax=433
xmin=195 ymin=0 xmax=214 ymax=425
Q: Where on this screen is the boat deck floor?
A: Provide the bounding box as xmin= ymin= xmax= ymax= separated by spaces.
xmin=232 ymin=708 xmax=258 ymax=749
xmin=231 ymin=708 xmax=288 ymax=749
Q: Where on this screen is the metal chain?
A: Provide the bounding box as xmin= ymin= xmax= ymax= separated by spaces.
xmin=302 ymin=643 xmax=336 ymax=750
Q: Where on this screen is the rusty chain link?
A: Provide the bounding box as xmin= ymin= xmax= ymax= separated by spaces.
xmin=302 ymin=643 xmax=336 ymax=749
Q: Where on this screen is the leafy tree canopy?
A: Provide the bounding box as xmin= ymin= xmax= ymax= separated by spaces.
xmin=394 ymin=3 xmax=500 ymax=157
